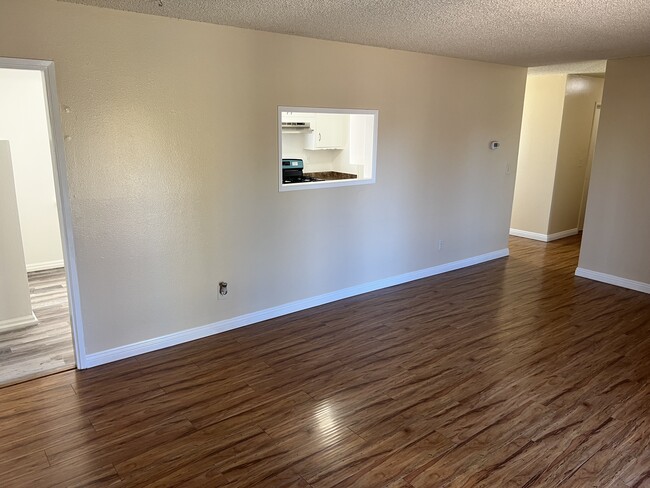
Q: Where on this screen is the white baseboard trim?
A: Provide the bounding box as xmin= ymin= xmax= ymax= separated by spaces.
xmin=509 ymin=228 xmax=547 ymax=241
xmin=25 ymin=260 xmax=65 ymax=272
xmin=547 ymin=228 xmax=579 ymax=241
xmin=0 ymin=312 xmax=38 ymax=332
xmin=510 ymin=228 xmax=578 ymax=242
xmin=575 ymin=267 xmax=650 ymax=294
xmin=84 ymin=248 xmax=510 ymax=368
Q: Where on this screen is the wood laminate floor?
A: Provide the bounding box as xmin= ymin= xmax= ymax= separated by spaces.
xmin=0 ymin=268 xmax=75 ymax=387
xmin=1 ymin=236 xmax=650 ymax=487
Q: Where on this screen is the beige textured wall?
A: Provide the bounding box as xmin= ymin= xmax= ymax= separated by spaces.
xmin=0 ymin=68 xmax=64 ymax=270
xmin=0 ymin=141 xmax=35 ymax=328
xmin=548 ymin=75 xmax=604 ymax=235
xmin=511 ymin=74 xmax=566 ymax=235
xmin=0 ymin=0 xmax=526 ymax=354
xmin=578 ymin=57 xmax=650 ymax=285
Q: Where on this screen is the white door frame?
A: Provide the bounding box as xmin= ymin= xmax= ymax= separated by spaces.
xmin=0 ymin=57 xmax=87 ymax=369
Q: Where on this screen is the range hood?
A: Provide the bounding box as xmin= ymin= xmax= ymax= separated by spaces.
xmin=281 ymin=121 xmax=312 ymax=132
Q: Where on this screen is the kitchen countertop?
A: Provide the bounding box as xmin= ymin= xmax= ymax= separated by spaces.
xmin=304 ymin=171 xmax=357 ymax=181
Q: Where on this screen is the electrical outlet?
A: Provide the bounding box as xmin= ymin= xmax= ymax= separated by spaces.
xmin=217 ymin=281 xmax=228 ymax=300
xmin=438 ymin=239 xmax=444 ymax=251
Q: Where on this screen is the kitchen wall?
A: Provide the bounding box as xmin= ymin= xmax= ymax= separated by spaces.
xmin=511 ymin=74 xmax=566 ymax=235
xmin=0 ymin=68 xmax=64 ymax=271
xmin=548 ymin=75 xmax=604 ymax=235
xmin=0 ymin=142 xmax=36 ymax=331
xmin=0 ymin=0 xmax=526 ymax=357
xmin=578 ymin=56 xmax=650 ymax=291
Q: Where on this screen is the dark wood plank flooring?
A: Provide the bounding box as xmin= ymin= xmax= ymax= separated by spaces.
xmin=0 ymin=268 xmax=74 ymax=387
xmin=1 ymin=236 xmax=650 ymax=487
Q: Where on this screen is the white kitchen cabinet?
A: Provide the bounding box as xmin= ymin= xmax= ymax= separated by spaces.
xmin=306 ymin=113 xmax=346 ymax=150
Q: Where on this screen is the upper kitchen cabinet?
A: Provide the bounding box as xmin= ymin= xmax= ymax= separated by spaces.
xmin=306 ymin=113 xmax=347 ymax=150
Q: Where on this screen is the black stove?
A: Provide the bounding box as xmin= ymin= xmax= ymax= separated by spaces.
xmin=282 ymin=159 xmax=323 ymax=184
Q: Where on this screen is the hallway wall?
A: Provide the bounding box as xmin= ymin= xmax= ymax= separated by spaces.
xmin=511 ymin=74 xmax=566 ymax=236
xmin=548 ymin=76 xmax=604 ymax=235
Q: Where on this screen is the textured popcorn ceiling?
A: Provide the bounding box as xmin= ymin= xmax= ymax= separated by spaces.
xmin=59 ymin=0 xmax=650 ymax=67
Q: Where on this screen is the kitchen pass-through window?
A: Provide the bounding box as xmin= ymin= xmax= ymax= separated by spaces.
xmin=278 ymin=107 xmax=378 ymax=191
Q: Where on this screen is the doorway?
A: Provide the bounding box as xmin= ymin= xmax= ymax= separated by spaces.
xmin=0 ymin=58 xmax=85 ymax=385
xmin=510 ymin=72 xmax=605 ymax=243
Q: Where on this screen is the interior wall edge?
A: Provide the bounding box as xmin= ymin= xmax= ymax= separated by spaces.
xmin=575 ymin=267 xmax=650 ymax=294
xmin=84 ymin=247 xmax=509 ymax=368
